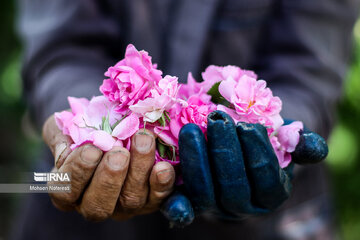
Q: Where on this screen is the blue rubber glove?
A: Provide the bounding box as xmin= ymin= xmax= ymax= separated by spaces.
xmin=161 ymin=111 xmax=328 ymax=227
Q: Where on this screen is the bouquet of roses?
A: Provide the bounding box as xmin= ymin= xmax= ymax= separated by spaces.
xmin=55 ymin=44 xmax=304 ymax=184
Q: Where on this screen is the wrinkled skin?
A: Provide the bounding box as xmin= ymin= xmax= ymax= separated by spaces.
xmin=161 ymin=111 xmax=328 ymax=227
xmin=43 ymin=114 xmax=176 ymax=221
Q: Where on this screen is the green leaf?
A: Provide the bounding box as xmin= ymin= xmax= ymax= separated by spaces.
xmin=102 ymin=115 xmax=112 ymax=134
xmin=157 ymin=140 xmax=167 ymax=158
xmin=101 ymin=116 xmax=106 ymax=130
xmin=157 ymin=113 xmax=166 ymax=127
xmin=207 ymin=82 xmax=231 ymax=107
xmin=166 ymin=145 xmax=176 ymax=161
xmin=164 ymin=111 xmax=171 ymax=123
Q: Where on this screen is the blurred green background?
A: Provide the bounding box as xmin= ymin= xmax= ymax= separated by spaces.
xmin=0 ymin=1 xmax=360 ymax=240
xmin=0 ymin=1 xmax=42 ymax=238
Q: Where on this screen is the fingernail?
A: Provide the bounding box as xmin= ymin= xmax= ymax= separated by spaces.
xmin=55 ymin=142 xmax=67 ymax=166
xmin=107 ymin=151 xmax=129 ymax=170
xmin=156 ymin=169 xmax=172 ymax=184
xmin=81 ymin=145 xmax=102 ymax=165
xmin=134 ymin=132 xmax=153 ymax=153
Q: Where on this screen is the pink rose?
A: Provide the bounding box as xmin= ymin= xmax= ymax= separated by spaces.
xmin=129 ymin=75 xmax=182 ymax=123
xmin=178 ymin=73 xmax=212 ymax=103
xmin=154 ymin=125 xmax=178 ymax=147
xmin=151 ymin=94 xmax=216 ymax=168
xmin=55 ymin=96 xmax=140 ymax=151
xmin=218 ymin=74 xmax=283 ymax=131
xmin=99 ymin=44 xmax=162 ymax=113
xmin=168 ymin=95 xmax=217 ymax=141
xmin=202 ymin=65 xmax=257 ymax=90
xmin=271 ymin=121 xmax=304 ymax=168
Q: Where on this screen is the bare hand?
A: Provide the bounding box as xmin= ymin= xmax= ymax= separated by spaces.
xmin=42 ymin=114 xmax=175 ymax=221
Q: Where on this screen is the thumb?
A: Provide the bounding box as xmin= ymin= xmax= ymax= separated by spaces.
xmin=283 ymin=119 xmax=328 ymax=165
xmin=291 ymin=129 xmax=328 ymax=165
xmin=161 ymin=191 xmax=195 ymax=228
xmin=42 ymin=114 xmax=72 ymax=169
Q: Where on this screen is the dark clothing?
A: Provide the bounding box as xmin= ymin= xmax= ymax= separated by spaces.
xmin=18 ymin=0 xmax=358 ymax=137
xmin=14 ymin=0 xmax=358 ymax=239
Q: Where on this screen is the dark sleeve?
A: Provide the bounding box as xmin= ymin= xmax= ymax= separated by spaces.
xmin=255 ymin=0 xmax=359 ymax=138
xmin=17 ymin=0 xmax=123 ymax=129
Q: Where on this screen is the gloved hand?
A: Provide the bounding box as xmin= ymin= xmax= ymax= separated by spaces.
xmin=161 ymin=110 xmax=328 ymax=227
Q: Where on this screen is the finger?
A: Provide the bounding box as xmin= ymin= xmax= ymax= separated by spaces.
xmin=48 ymin=167 xmax=75 ymax=211
xmin=292 ymin=130 xmax=328 ymax=164
xmin=179 ymin=123 xmax=216 ymax=213
xmin=48 ymin=144 xmax=103 ymax=209
xmin=119 ymin=130 xmax=155 ymax=211
xmin=237 ymin=122 xmax=291 ymax=210
xmin=207 ymin=111 xmax=265 ymax=215
xmin=145 ymin=161 xmax=175 ymax=210
xmin=160 ymin=191 xmax=195 ymax=228
xmin=283 ymin=119 xmax=328 ymax=164
xmin=42 ymin=114 xmax=72 ymax=168
xmin=78 ymin=147 xmax=130 ymax=221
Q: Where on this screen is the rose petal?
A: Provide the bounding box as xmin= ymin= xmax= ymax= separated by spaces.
xmin=218 ymin=76 xmax=237 ymax=102
xmin=54 ymin=111 xmax=74 ymax=135
xmin=154 ymin=126 xmax=178 ymax=147
xmin=277 ymin=121 xmax=303 ymax=152
xmin=68 ymin=97 xmax=89 ymax=115
xmin=112 ymin=113 xmax=140 ymax=140
xmin=90 ymin=130 xmax=116 ymax=152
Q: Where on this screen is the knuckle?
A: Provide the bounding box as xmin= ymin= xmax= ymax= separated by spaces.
xmin=99 ymin=179 xmax=121 ymax=193
xmin=120 ymin=191 xmax=146 ymax=210
xmin=81 ymin=204 xmax=112 ymax=221
xmin=68 ymin=170 xmax=90 ymax=190
xmin=49 ymin=195 xmax=74 ymax=211
xmin=50 ymin=191 xmax=78 ymax=205
xmin=48 ymin=175 xmax=82 ymax=204
xmin=131 ymin=165 xmax=152 ymax=180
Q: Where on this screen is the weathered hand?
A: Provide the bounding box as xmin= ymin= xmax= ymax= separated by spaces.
xmin=43 ymin=114 xmax=175 ymax=221
xmin=161 ymin=110 xmax=328 ymax=227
